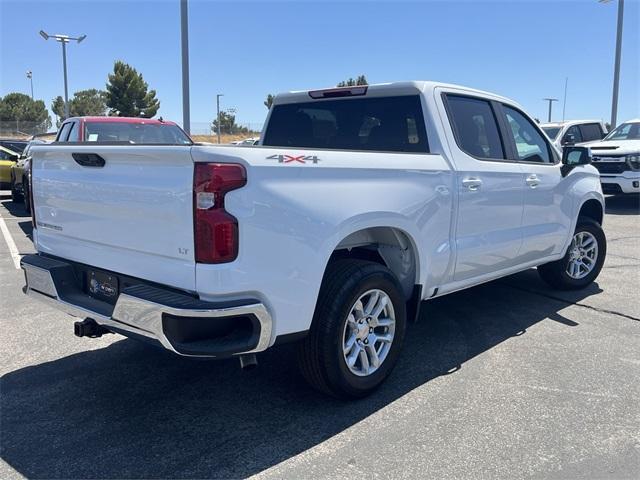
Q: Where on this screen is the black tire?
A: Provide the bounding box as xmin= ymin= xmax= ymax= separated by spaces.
xmin=298 ymin=259 xmax=407 ymax=399
xmin=538 ymin=218 xmax=606 ymax=290
xmin=23 ymin=180 xmax=31 ymax=214
xmin=10 ymin=179 xmax=24 ymax=203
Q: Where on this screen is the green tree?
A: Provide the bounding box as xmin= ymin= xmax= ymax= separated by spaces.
xmin=264 ymin=93 xmax=275 ymax=109
xmin=0 ymin=92 xmax=51 ymax=133
xmin=212 ymin=110 xmax=249 ymax=135
xmin=105 ymin=61 xmax=160 ymax=117
xmin=337 ymin=75 xmax=368 ymax=87
xmin=70 ymin=89 xmax=107 ymax=116
xmin=51 ymin=89 xmax=107 ymax=125
xmin=51 ymin=96 xmax=65 ymax=123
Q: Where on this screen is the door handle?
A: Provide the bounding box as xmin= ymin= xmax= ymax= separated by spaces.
xmin=462 ymin=177 xmax=482 ymax=191
xmin=525 ymin=174 xmax=540 ymax=188
xmin=72 ymin=153 xmax=105 ymax=167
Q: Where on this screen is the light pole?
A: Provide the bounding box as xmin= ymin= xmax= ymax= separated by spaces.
xmin=543 ymin=98 xmax=558 ymax=122
xmin=26 ymin=70 xmax=34 ymax=99
xmin=600 ymin=0 xmax=625 ymax=128
xmin=180 ymin=0 xmax=191 ymax=134
xmin=216 ymin=94 xmax=224 ymax=144
xmin=39 ymin=30 xmax=86 ymax=119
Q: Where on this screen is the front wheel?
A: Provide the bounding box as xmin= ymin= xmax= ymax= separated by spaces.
xmin=538 ymin=218 xmax=606 ymax=290
xmin=298 ymin=260 xmax=407 ymax=399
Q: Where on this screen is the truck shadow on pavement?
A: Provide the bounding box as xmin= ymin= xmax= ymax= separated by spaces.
xmin=604 ymin=194 xmax=640 ymax=215
xmin=0 ymin=198 xmax=30 ymax=218
xmin=1 ymin=272 xmax=601 ymax=479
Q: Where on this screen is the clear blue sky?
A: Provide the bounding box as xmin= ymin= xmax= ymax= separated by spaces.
xmin=1 ymin=0 xmax=638 ymax=133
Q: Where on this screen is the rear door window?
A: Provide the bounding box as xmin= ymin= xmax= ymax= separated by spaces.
xmin=67 ymin=121 xmax=80 ymax=142
xmin=579 ymin=123 xmax=604 ymax=142
xmin=262 ymin=95 xmax=429 ymax=153
xmin=57 ymin=122 xmax=72 ymax=142
xmin=444 ymin=94 xmax=505 ymax=160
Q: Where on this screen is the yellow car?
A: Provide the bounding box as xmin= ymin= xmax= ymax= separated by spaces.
xmin=0 ymin=145 xmax=20 ymax=189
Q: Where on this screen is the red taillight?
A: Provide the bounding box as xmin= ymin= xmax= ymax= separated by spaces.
xmin=194 ymin=163 xmax=246 ymax=263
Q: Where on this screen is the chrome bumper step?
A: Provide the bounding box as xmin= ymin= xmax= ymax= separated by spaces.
xmin=21 ymin=254 xmax=273 ymax=357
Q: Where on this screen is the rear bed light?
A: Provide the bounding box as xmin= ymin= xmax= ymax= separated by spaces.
xmin=194 ymin=163 xmax=246 ymax=263
xmin=308 ymin=86 xmax=368 ymax=99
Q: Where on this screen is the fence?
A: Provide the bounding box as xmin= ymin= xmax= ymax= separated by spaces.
xmin=0 ymin=120 xmax=53 ymax=139
xmin=0 ymin=120 xmax=266 ymax=140
xmin=190 ymin=121 xmax=264 ymax=136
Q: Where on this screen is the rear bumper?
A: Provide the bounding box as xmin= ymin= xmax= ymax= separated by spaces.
xmin=600 ymin=172 xmax=640 ymax=194
xmin=21 ymin=254 xmax=273 ymax=358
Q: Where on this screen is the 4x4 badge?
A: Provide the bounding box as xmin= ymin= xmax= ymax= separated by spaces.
xmin=266 ymin=154 xmax=320 ymax=164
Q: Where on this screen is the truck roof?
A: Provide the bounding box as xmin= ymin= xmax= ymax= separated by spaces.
xmin=541 ymin=120 xmax=604 ymax=128
xmin=273 ymin=81 xmax=516 ymax=106
xmin=65 ymin=116 xmax=178 ymax=126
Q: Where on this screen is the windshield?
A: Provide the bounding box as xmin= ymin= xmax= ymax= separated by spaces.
xmin=541 ymin=127 xmax=562 ymax=140
xmin=0 ymin=140 xmax=27 ymax=153
xmin=83 ymin=122 xmax=193 ymax=145
xmin=604 ymin=122 xmax=640 ymax=141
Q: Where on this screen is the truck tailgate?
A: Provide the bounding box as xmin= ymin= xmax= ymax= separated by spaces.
xmin=31 ymin=145 xmax=196 ymax=291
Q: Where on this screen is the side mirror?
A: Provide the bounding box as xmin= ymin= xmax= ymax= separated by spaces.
xmin=562 ymin=146 xmax=591 ymax=166
xmin=561 ymin=146 xmax=591 ymax=176
xmin=563 ymin=133 xmax=576 ymax=146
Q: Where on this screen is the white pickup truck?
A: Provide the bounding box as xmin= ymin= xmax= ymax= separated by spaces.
xmin=22 ymin=81 xmax=607 ymax=398
xmin=584 ymin=119 xmax=640 ymax=195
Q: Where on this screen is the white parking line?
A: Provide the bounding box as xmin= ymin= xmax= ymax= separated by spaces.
xmin=0 ymin=212 xmax=21 ymax=269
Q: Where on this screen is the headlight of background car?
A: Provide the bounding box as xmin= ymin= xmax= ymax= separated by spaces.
xmin=626 ymin=154 xmax=640 ymax=171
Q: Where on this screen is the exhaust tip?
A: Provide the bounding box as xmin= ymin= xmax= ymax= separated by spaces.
xmin=239 ymin=353 xmax=258 ymax=370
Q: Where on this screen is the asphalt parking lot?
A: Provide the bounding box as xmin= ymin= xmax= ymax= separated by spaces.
xmin=0 ymin=193 xmax=639 ymax=479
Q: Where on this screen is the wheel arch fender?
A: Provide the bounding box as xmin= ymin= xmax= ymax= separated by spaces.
xmin=562 ymin=190 xmax=605 ymax=255
xmin=319 ymin=212 xmax=424 ymax=300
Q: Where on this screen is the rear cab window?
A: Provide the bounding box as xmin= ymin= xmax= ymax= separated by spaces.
xmin=262 ymin=95 xmax=429 ymax=153
xmin=83 ymin=122 xmax=192 ymax=144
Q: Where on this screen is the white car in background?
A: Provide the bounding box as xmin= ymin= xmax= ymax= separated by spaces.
xmin=585 ymin=119 xmax=640 ymax=195
xmin=541 ymin=120 xmax=607 ymax=151
xmin=230 ymin=137 xmax=260 ymax=146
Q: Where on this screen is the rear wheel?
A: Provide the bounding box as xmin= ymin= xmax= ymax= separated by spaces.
xmin=298 ymin=259 xmax=406 ymax=399
xmin=538 ymin=218 xmax=606 ymax=290
xmin=23 ymin=180 xmax=31 ymax=213
xmin=10 ymin=178 xmax=23 ymax=203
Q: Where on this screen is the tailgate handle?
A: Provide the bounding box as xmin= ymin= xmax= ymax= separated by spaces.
xmin=72 ymin=153 xmax=106 ymax=167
